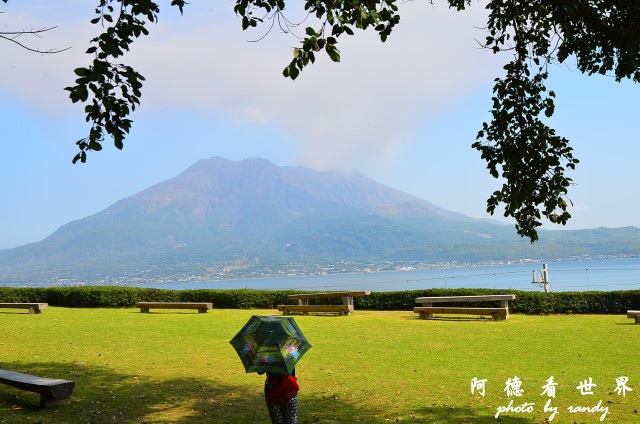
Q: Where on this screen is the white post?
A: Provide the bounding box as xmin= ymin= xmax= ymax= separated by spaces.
xmin=542 ymin=263 xmax=549 ymax=292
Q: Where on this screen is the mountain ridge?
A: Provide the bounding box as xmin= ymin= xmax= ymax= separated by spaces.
xmin=1 ymin=157 xmax=638 ymax=285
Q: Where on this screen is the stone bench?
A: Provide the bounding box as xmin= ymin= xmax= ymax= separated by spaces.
xmin=0 ymin=369 xmax=75 ymax=408
xmin=627 ymin=310 xmax=640 ymax=324
xmin=135 ymin=302 xmax=213 ymax=313
xmin=277 ymin=304 xmax=351 ymax=316
xmin=413 ymin=306 xmax=509 ymax=321
xmin=0 ymin=303 xmax=48 ymax=314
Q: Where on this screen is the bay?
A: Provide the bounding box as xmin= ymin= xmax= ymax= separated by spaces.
xmin=143 ymin=257 xmax=640 ymax=292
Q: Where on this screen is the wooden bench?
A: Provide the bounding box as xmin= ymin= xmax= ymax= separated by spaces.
xmin=135 ymin=302 xmax=213 ymax=313
xmin=627 ymin=310 xmax=640 ymax=324
xmin=278 ymin=291 xmax=371 ymax=316
xmin=0 ymin=369 xmax=75 ymax=407
xmin=413 ymin=294 xmax=516 ymax=321
xmin=0 ymin=303 xmax=48 ymax=314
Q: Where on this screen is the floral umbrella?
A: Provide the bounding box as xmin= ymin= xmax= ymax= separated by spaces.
xmin=230 ymin=315 xmax=311 ymax=375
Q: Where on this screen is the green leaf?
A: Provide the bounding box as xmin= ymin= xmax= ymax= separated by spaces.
xmin=326 ymin=45 xmax=340 ymax=62
xmin=73 ymin=68 xmax=90 ymax=77
xmin=284 ymin=64 xmax=299 ymax=80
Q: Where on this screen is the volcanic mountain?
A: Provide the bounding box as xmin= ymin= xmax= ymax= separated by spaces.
xmin=1 ymin=157 xmax=638 ymax=284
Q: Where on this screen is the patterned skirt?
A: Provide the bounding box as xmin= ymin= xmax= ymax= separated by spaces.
xmin=266 ymin=394 xmax=298 ymax=424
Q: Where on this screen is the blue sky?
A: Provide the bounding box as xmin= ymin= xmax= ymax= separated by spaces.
xmin=1 ymin=1 xmax=639 ymax=250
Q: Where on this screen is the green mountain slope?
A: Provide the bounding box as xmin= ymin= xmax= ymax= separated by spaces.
xmin=1 ymin=157 xmax=638 ymax=285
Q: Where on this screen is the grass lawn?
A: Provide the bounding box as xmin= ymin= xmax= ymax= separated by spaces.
xmin=0 ymin=307 xmax=639 ymax=423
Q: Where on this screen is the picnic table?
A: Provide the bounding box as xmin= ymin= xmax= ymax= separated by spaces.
xmin=413 ymin=294 xmax=516 ymax=321
xmin=277 ymin=291 xmax=371 ymax=316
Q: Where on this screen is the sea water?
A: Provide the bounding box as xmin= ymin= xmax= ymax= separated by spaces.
xmin=143 ymin=257 xmax=640 ymax=292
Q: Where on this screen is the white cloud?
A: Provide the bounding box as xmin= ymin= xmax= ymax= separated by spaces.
xmin=133 ymin=2 xmax=501 ymax=171
xmin=1 ymin=2 xmax=501 ymax=172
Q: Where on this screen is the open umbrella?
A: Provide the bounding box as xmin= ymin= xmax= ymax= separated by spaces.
xmin=230 ymin=315 xmax=311 ymax=375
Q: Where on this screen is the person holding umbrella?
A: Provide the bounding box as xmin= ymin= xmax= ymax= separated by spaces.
xmin=230 ymin=316 xmax=311 ymax=424
xmin=261 ymin=368 xmax=299 ymax=423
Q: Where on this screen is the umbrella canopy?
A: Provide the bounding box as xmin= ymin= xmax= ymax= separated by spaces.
xmin=230 ymin=315 xmax=311 ymax=375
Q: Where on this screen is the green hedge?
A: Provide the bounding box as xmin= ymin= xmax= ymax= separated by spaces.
xmin=0 ymin=286 xmax=639 ymax=314
xmin=0 ymin=286 xmax=298 ymax=309
xmin=356 ymin=288 xmax=640 ymax=314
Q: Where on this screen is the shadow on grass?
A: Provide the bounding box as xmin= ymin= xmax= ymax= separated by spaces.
xmin=409 ymin=405 xmax=538 ymax=423
xmin=405 ymin=315 xmax=501 ymax=322
xmin=0 ymin=361 xmax=265 ymax=424
xmin=0 ymin=311 xmax=33 ymax=315
xmin=284 ymin=315 xmax=353 ymax=318
xmin=0 ymin=362 xmax=532 ymax=423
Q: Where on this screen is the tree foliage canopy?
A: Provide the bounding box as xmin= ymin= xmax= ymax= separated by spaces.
xmin=4 ymin=0 xmax=640 ymax=241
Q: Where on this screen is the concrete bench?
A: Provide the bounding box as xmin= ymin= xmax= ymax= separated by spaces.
xmin=0 ymin=303 xmax=48 ymax=314
xmin=0 ymin=369 xmax=75 ymax=408
xmin=135 ymin=302 xmax=213 ymax=313
xmin=277 ymin=304 xmax=351 ymax=316
xmin=627 ymin=310 xmax=640 ymax=324
xmin=414 ymin=294 xmax=516 ymax=320
xmin=413 ymin=306 xmax=509 ymax=321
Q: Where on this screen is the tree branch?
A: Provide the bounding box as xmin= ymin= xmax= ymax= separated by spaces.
xmin=0 ymin=26 xmax=70 ymax=54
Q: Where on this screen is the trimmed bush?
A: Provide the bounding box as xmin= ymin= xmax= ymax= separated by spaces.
xmin=0 ymin=286 xmax=639 ymax=314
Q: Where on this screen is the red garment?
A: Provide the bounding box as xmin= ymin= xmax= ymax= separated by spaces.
xmin=265 ymin=374 xmax=299 ymax=404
